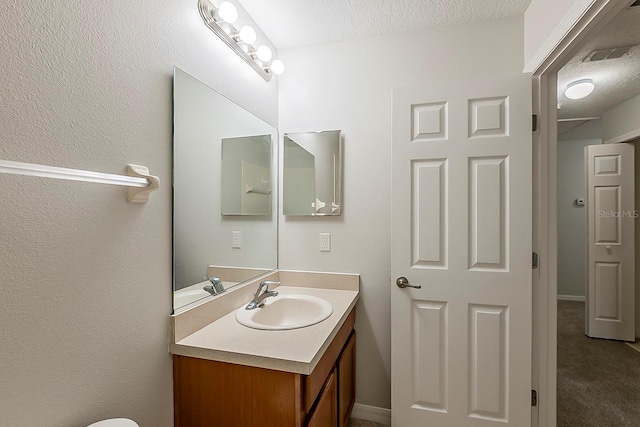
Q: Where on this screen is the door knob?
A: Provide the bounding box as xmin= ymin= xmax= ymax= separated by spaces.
xmin=396 ymin=277 xmax=421 ymax=289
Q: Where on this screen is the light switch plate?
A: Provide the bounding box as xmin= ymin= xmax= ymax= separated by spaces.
xmin=232 ymin=231 xmax=242 ymax=248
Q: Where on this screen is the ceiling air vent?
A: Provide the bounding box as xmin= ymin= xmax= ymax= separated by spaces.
xmin=583 ymin=46 xmax=635 ymax=62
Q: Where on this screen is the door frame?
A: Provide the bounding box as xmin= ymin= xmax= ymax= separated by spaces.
xmin=530 ymin=1 xmax=635 ymax=426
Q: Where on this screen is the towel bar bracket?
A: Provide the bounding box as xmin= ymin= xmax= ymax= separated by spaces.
xmin=126 ymin=164 xmax=160 ymax=203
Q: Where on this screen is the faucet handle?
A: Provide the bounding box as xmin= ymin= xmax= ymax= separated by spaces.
xmin=260 ymin=280 xmax=279 ymax=288
xmin=256 ymin=280 xmax=279 ymax=296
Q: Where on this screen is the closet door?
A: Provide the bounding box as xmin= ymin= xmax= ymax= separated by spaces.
xmin=586 ymin=143 xmax=635 ymax=341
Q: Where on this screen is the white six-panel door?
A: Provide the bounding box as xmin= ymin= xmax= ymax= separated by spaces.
xmin=586 ymin=143 xmax=635 ymax=341
xmin=391 ymin=74 xmax=532 ymax=426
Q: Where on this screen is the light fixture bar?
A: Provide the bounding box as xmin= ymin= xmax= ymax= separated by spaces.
xmin=0 ymin=159 xmax=149 ymax=187
xmin=198 ymin=0 xmax=273 ymax=82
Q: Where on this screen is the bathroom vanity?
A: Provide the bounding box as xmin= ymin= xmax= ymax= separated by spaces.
xmin=169 ymin=271 xmax=359 ymax=427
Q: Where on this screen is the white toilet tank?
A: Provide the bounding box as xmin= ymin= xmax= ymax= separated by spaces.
xmin=86 ymin=419 xmax=139 ymax=427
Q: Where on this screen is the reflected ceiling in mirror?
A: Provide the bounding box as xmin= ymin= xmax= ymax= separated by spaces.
xmin=283 ymin=130 xmax=342 ymax=216
xmin=172 ymin=67 xmax=278 ymax=313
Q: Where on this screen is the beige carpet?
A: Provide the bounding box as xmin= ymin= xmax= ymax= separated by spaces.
xmin=557 ymin=300 xmax=640 ymax=426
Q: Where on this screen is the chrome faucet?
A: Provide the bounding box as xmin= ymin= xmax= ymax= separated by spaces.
xmin=245 ymin=280 xmax=279 ymax=310
xmin=203 ymin=276 xmax=225 ymax=296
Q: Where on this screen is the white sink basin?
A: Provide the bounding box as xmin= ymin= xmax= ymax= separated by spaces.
xmin=174 ymin=289 xmax=210 ymax=308
xmin=235 ymin=294 xmax=333 ymax=330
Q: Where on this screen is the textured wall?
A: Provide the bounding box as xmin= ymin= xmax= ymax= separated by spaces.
xmin=0 ymin=1 xmax=277 ymax=426
xmin=557 ymin=120 xmax=602 ymax=298
xmin=277 ymin=16 xmax=525 ymax=410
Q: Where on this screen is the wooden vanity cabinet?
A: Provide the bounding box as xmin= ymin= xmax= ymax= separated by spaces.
xmin=173 ymin=309 xmax=356 ymax=427
xmin=337 ymin=331 xmax=356 ymax=427
xmin=307 ymin=369 xmax=337 ymax=427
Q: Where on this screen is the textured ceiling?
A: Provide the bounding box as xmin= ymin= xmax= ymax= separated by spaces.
xmin=238 ymin=0 xmax=531 ymax=48
xmin=558 ymin=5 xmax=640 ymax=119
xmin=236 ymin=0 xmax=639 ymax=121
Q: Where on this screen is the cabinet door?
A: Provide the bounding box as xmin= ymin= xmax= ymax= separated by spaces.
xmin=173 ymin=355 xmax=302 ymax=427
xmin=338 ymin=331 xmax=356 ymax=427
xmin=307 ymin=369 xmax=337 ymax=427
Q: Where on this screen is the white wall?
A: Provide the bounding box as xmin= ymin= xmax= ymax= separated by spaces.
xmin=0 ymin=1 xmax=277 ymax=426
xmin=524 ymin=0 xmax=593 ymax=72
xmin=278 ymin=16 xmax=525 ymax=410
xmin=602 ymin=93 xmax=640 ymax=143
xmin=557 ymin=120 xmax=602 ymax=298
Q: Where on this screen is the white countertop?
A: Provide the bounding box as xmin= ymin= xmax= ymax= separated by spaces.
xmin=170 ymin=285 xmax=359 ymax=375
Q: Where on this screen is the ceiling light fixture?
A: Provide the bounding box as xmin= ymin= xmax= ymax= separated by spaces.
xmin=565 ymin=79 xmax=595 ymax=100
xmin=198 ymin=0 xmax=284 ymax=82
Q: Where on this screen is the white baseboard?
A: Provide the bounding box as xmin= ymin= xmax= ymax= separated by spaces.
xmin=626 ymin=341 xmax=640 ymax=353
xmin=351 ymin=403 xmax=391 ymax=425
xmin=557 ymin=295 xmax=585 ymax=302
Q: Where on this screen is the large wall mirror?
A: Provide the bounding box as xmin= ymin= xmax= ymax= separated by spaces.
xmin=283 ymin=130 xmax=342 ymax=216
xmin=172 ymin=67 xmax=277 ymax=313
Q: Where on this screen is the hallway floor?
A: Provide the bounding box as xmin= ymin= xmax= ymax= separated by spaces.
xmin=557 ymin=300 xmax=640 ymax=426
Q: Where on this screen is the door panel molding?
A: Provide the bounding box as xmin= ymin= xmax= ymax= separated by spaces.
xmin=392 ymin=74 xmax=532 ymax=427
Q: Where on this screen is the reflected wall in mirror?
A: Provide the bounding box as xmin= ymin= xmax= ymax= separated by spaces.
xmin=283 ymin=130 xmax=342 ymax=216
xmin=222 ymin=135 xmax=272 ymax=215
xmin=173 ymin=67 xmax=277 ymax=313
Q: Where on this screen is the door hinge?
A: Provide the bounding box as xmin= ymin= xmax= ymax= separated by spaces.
xmin=531 ymin=389 xmax=538 ymax=407
xmin=532 ymin=252 xmax=539 ymax=269
xmin=532 ymin=114 xmax=538 ymax=132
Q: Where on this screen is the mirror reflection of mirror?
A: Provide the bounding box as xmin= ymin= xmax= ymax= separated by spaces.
xmin=283 ymin=130 xmax=342 ymax=216
xmin=172 ymin=67 xmax=277 ymax=313
xmin=222 ymin=135 xmax=272 ymax=216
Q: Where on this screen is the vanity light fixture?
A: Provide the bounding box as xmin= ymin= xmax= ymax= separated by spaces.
xmin=237 ymin=26 xmax=257 ymax=44
xmin=198 ymin=0 xmax=284 ymax=82
xmin=255 ymin=45 xmax=273 ymax=62
xmin=216 ymin=1 xmax=238 ymax=24
xmin=269 ymin=59 xmax=285 ymax=75
xmin=565 ymin=79 xmax=595 ymax=100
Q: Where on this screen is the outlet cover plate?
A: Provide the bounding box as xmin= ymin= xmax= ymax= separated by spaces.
xmin=320 ymin=233 xmax=331 ymax=252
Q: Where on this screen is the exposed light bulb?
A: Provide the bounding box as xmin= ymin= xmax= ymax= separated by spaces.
xmin=238 ymin=26 xmax=257 ymax=44
xmin=565 ymin=79 xmax=595 ymax=100
xmin=217 ymin=1 xmax=238 ymax=24
xmin=256 ymin=45 xmax=273 ymax=62
xmin=270 ymin=59 xmax=285 ymax=75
